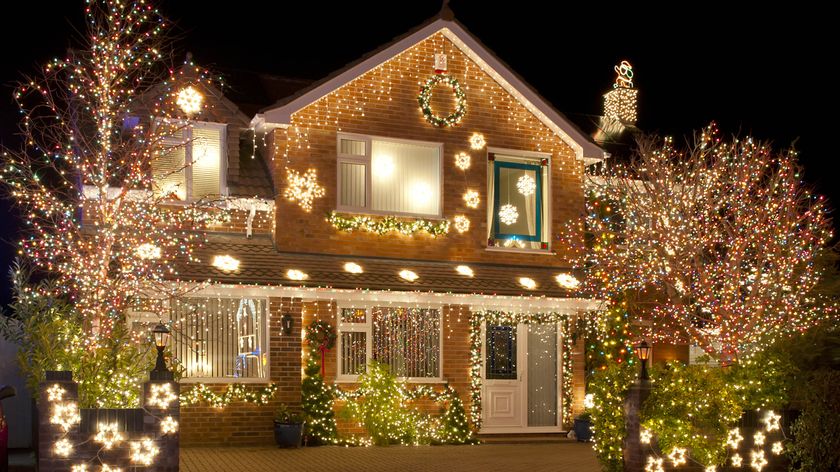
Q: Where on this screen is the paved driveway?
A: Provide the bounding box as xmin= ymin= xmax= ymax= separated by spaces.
xmin=181 ymin=441 xmax=600 ymax=472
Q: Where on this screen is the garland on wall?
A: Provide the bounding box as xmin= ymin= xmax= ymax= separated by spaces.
xmin=327 ymin=211 xmax=450 ymax=237
xmin=469 ymin=311 xmax=575 ymax=430
xmin=180 ymin=383 xmax=277 ymax=408
xmin=418 ymin=74 xmax=467 ymax=127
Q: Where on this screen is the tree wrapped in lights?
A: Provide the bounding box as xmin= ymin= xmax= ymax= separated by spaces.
xmin=580 ymin=124 xmax=832 ymax=360
xmin=0 ymin=0 xmax=222 ymax=338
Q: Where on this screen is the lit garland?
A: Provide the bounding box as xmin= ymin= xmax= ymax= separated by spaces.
xmin=469 ymin=311 xmax=574 ymax=429
xmin=417 ymin=74 xmax=467 ymax=127
xmin=327 ymin=211 xmax=450 ymax=237
xmin=284 ymin=168 xmax=326 ymax=212
xmin=180 ymin=383 xmax=278 ymax=407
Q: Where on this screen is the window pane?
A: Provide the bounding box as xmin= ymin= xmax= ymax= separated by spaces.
xmin=340 ymin=332 xmax=367 ymax=376
xmin=371 ymin=140 xmax=440 ymax=216
xmin=486 ymin=323 xmax=517 ymax=380
xmin=340 ymin=138 xmax=366 ymax=156
xmin=372 ymin=307 xmax=439 ymax=378
xmin=339 ymin=162 xmax=366 ymax=208
xmin=170 ymin=298 xmax=267 ymax=379
xmin=191 ymin=125 xmax=223 ymax=198
xmin=340 ymin=307 xmax=366 ymax=324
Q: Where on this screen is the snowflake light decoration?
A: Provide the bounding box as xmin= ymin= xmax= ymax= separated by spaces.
xmin=130 ymin=438 xmax=159 ymax=466
xmin=176 ymin=86 xmax=203 ymax=115
xmin=454 ymin=215 xmax=470 ymax=233
xmin=463 ymin=190 xmax=480 ymax=208
xmin=455 ymin=152 xmax=471 ymax=170
xmin=726 ymin=428 xmax=743 ymax=448
xmin=516 ymin=175 xmax=536 ymax=196
xmin=284 ymin=168 xmax=325 ymax=212
xmin=94 ymin=422 xmax=125 ymax=449
xmin=147 ymin=383 xmax=177 ymax=409
xmin=750 ymin=450 xmax=768 ymax=471
xmin=762 ymin=410 xmax=781 ymax=432
xmin=498 ymin=204 xmax=519 ymax=225
xmin=160 ymin=416 xmax=178 ymax=434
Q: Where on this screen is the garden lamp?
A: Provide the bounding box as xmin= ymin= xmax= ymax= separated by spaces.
xmin=152 ymin=322 xmax=171 ymax=373
xmin=635 ymin=340 xmax=651 ymax=381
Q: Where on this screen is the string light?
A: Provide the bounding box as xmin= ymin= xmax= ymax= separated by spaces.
xmin=498 ymin=204 xmax=519 ymax=225
xmin=284 ymin=168 xmax=325 ymax=212
xmin=147 ymin=383 xmax=177 ymax=409
xmin=454 ymin=152 xmax=471 ymax=170
xmin=463 ymin=190 xmax=480 ymax=209
xmin=344 ymin=262 xmax=364 ymax=274
xmin=453 ymin=215 xmax=470 ymax=233
xmin=176 ymin=86 xmax=204 ymax=115
xmin=516 ymin=175 xmax=536 ymax=196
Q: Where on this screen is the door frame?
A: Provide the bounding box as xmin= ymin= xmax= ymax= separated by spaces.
xmin=479 ymin=321 xmax=565 ymax=434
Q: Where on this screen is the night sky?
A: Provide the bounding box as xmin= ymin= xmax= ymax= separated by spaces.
xmin=0 ymin=1 xmax=833 ymax=306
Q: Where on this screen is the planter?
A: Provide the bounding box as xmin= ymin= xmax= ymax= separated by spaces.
xmin=273 ymin=421 xmax=303 ymax=448
xmin=573 ymin=418 xmax=593 ymax=442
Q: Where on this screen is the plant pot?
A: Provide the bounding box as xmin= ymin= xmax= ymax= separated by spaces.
xmin=273 ymin=421 xmax=304 ymax=448
xmin=573 ymin=418 xmax=593 ymax=442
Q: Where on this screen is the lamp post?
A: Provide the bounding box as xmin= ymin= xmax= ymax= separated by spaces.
xmin=151 ymin=322 xmax=172 ymax=380
xmin=635 ymin=340 xmax=651 ymax=381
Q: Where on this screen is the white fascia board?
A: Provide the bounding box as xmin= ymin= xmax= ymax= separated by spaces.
xmin=188 ymin=282 xmax=606 ymax=313
xmin=261 ymin=19 xmax=606 ymax=162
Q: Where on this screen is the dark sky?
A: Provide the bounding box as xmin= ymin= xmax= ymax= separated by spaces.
xmin=0 ymin=1 xmax=834 ymax=306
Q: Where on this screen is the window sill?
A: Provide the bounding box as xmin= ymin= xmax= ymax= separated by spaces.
xmin=485 ymin=246 xmax=554 ymax=255
xmin=179 ymin=377 xmax=270 ymax=384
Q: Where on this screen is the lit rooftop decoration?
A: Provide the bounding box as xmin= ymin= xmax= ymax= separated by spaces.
xmin=603 ymin=60 xmax=638 ymax=124
xmin=176 ymin=85 xmax=203 ymax=115
xmin=344 ymin=262 xmax=363 ymax=274
xmin=212 ymin=255 xmax=240 ymax=272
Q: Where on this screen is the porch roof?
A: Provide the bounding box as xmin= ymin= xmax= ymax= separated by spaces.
xmin=175 ymin=235 xmax=587 ymax=299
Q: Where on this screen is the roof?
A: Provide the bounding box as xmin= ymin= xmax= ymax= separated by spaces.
xmin=259 ymin=9 xmax=606 ymax=164
xmin=175 ymin=234 xmax=584 ymax=298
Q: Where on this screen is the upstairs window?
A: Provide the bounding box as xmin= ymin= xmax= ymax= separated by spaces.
xmin=337 ymin=134 xmax=442 ymax=217
xmin=153 ymin=120 xmax=226 ymax=200
xmin=488 ymin=151 xmax=550 ymax=250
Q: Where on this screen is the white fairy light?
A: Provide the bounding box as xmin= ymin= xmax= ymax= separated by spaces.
xmin=286 ymin=269 xmax=308 ymax=281
xmin=47 ymin=384 xmax=66 ymax=402
xmin=212 ymin=255 xmax=240 ymax=272
xmin=518 ymin=277 xmax=537 ymax=290
xmin=454 ymin=215 xmax=470 ymax=233
xmin=762 ymin=410 xmax=781 ymax=432
xmin=469 ymin=133 xmax=486 ymax=150
xmin=176 ymin=86 xmax=203 ymax=115
xmin=147 ymin=383 xmax=177 ymax=409
xmin=54 ymin=438 xmax=73 ymax=456
xmin=555 ymin=273 xmax=581 ymax=289
xmin=160 ymin=416 xmax=178 ymax=435
xmin=726 ymin=428 xmax=743 ymax=448
xmin=135 ymin=243 xmax=162 ymax=260
xmin=399 ymin=270 xmax=419 ymax=282
xmin=94 ymin=422 xmax=124 ymax=450
xmin=750 ymin=450 xmax=768 ymax=471
xmin=455 ymin=265 xmax=474 ymax=277
xmin=498 ymin=204 xmax=519 ymax=225
xmin=130 ymin=438 xmax=159 ymax=466
xmin=516 ymin=175 xmax=536 ymax=196
xmin=50 ymin=402 xmax=80 ymax=432
xmin=463 ymin=190 xmax=480 ymax=208
xmin=455 ymin=152 xmax=471 ymax=170
xmin=668 ymin=447 xmax=687 ymax=466
xmin=344 ymin=262 xmax=363 ymax=274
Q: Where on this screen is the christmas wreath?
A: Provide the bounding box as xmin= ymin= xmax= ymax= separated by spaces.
xmin=418 ymin=74 xmax=467 ymax=127
xmin=306 ymin=320 xmax=336 ymax=351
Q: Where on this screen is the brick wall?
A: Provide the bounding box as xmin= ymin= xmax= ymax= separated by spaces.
xmin=179 ymin=296 xmax=301 ymax=447
xmin=271 ymin=31 xmax=584 ymax=267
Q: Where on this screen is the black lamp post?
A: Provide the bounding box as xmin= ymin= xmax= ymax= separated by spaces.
xmin=635 ymin=340 xmax=651 ymax=381
xmin=151 ymin=322 xmax=172 ymax=380
xmin=281 ymin=313 xmax=294 ymax=336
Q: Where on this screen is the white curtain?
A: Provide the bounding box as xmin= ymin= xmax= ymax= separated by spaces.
xmin=371 ymin=140 xmax=440 ymax=216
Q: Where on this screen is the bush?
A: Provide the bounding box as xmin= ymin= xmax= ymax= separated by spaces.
xmin=788 ymin=369 xmax=840 ymax=472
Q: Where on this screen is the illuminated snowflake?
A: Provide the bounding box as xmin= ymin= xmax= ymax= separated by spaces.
xmin=726 ymin=428 xmax=743 ymax=449
xmin=463 ymin=190 xmax=480 ymax=208
xmin=454 ymin=215 xmax=470 ymax=233
xmin=498 ymin=204 xmax=519 ymax=225
xmin=750 ymin=450 xmax=768 ymax=471
xmin=94 ymin=422 xmax=125 ymax=449
xmin=160 ymin=416 xmax=178 ymax=435
xmin=762 ymin=410 xmax=781 ymax=432
xmin=668 ymin=447 xmax=687 ymax=466
xmin=147 ymin=383 xmax=177 ymax=409
xmin=130 ymin=438 xmax=159 ymax=466
xmin=284 ymin=168 xmax=325 ymax=212
xmin=455 ymin=152 xmax=471 ymax=170
xmin=516 ymin=175 xmax=536 ymax=196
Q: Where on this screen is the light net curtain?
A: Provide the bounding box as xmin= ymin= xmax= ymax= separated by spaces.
xmin=169 ymin=297 xmax=267 ymax=379
xmin=371 ymin=140 xmax=440 ymax=216
xmin=372 ymin=307 xmax=440 ymax=378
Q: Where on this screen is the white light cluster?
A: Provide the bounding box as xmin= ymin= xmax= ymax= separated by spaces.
xmin=147 ymin=383 xmax=177 ymax=409
xmin=498 ymin=204 xmax=519 ymax=225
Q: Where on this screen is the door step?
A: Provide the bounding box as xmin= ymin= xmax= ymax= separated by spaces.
xmin=477 ymin=432 xmax=572 ymax=444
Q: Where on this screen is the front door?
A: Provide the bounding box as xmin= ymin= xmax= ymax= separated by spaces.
xmin=480 ymin=322 xmax=562 ymax=433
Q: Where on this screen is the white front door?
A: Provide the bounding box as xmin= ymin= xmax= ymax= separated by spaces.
xmin=480 ymin=322 xmax=562 ymax=433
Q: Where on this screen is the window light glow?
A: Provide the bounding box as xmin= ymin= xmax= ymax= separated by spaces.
xmin=212 ymin=255 xmax=240 ymax=272
xmin=286 ymin=269 xmax=308 ymax=281
xmin=176 ymin=86 xmax=203 ymax=115
xmin=455 ymin=265 xmax=474 ymax=277
xmin=518 ymin=277 xmax=537 ymax=290
xmin=399 ymin=270 xmax=419 ymax=282
xmin=344 ymin=262 xmax=363 ymax=274
xmin=555 ymin=273 xmax=581 ymax=289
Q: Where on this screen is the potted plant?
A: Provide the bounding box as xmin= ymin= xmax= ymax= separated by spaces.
xmin=273 ymin=404 xmax=304 ymax=448
xmin=573 ymin=411 xmax=593 ymax=442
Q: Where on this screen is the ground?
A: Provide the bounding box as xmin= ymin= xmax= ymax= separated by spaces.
xmin=180 ymin=441 xmax=600 ymax=472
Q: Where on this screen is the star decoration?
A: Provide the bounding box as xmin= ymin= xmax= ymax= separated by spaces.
xmin=284 ymin=168 xmax=325 ymax=212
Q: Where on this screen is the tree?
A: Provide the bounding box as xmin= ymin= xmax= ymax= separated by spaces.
xmin=0 ymin=0 xmax=219 ymax=339
xmin=579 ymin=124 xmax=833 ymax=361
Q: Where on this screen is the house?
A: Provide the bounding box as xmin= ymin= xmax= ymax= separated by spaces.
xmin=143 ymin=7 xmax=607 ymax=447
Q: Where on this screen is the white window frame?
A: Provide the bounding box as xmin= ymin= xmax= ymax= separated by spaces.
xmin=485 ymin=146 xmax=553 ymax=254
xmin=156 ymin=119 xmax=228 ymax=201
xmin=137 ymin=295 xmax=270 ymax=384
xmin=336 ymin=303 xmax=445 ymax=383
xmin=336 ymin=132 xmax=444 ymax=219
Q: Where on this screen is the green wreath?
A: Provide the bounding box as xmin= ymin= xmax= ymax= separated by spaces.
xmin=306 ymin=320 xmax=337 ymax=350
xmin=418 ymin=74 xmax=467 ymax=127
